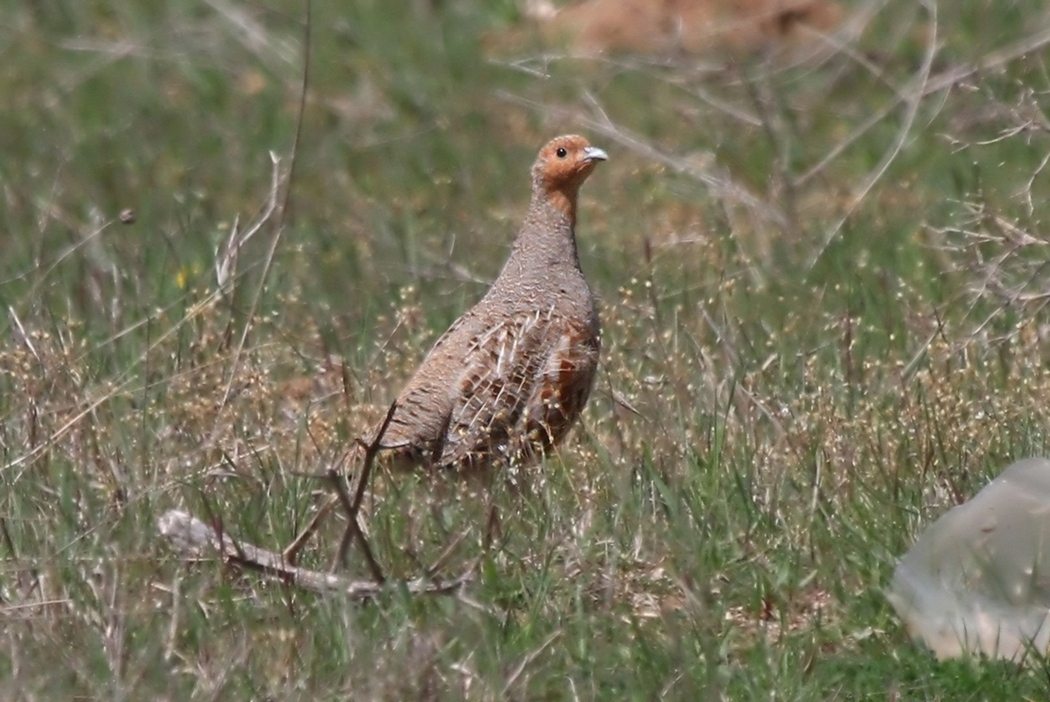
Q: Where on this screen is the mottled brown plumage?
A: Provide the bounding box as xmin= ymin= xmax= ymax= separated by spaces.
xmin=368 ymin=135 xmax=607 ymax=472
xmin=281 ymin=136 xmax=608 ymax=562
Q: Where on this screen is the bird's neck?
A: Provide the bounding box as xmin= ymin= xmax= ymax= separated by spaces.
xmin=503 ymin=189 xmax=582 ymax=278
xmin=544 ymin=187 xmax=577 ymax=223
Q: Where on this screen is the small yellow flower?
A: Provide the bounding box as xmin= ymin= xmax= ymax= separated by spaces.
xmin=175 ymin=264 xmax=202 ymax=290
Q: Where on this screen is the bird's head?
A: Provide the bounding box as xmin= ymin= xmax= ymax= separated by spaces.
xmin=531 ymin=135 xmax=607 ymax=220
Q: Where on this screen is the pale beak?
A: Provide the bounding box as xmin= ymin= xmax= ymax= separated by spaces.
xmin=582 ymin=146 xmax=608 ymax=163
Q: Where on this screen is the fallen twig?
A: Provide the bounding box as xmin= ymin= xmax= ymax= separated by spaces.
xmin=158 ymin=510 xmax=473 ymax=599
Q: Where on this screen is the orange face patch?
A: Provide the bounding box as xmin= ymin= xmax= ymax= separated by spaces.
xmin=533 ymin=135 xmax=608 ymax=218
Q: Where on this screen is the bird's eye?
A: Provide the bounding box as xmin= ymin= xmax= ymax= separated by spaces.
xmin=556 ymin=147 xmax=567 ymax=158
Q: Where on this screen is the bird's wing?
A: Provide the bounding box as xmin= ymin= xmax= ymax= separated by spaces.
xmin=437 ymin=307 xmax=594 ymax=469
xmin=372 ymin=312 xmax=479 ymax=457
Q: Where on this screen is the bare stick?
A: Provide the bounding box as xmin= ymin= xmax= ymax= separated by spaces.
xmin=283 ymin=441 xmax=353 ymax=564
xmin=351 ymin=401 xmax=398 ymax=518
xmin=333 ymin=402 xmax=399 ymax=573
xmin=159 ymin=510 xmax=471 ymax=599
xmin=284 ymin=401 xmax=398 ymax=566
xmin=329 ymin=467 xmax=384 ymax=581
xmin=198 ymin=491 xmax=246 ymax=564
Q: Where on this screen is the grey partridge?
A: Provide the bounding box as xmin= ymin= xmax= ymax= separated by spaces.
xmin=284 ymin=136 xmax=607 ymax=562
xmin=369 ymin=134 xmax=608 ymax=472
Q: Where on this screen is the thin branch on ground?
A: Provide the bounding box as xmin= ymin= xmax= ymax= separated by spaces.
xmin=159 ymin=510 xmax=473 ymax=599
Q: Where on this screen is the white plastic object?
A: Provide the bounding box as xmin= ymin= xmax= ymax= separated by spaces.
xmin=888 ymin=457 xmax=1050 ymax=660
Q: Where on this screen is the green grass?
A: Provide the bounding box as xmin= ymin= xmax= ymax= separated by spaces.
xmin=4 ymin=0 xmax=1050 ymax=698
